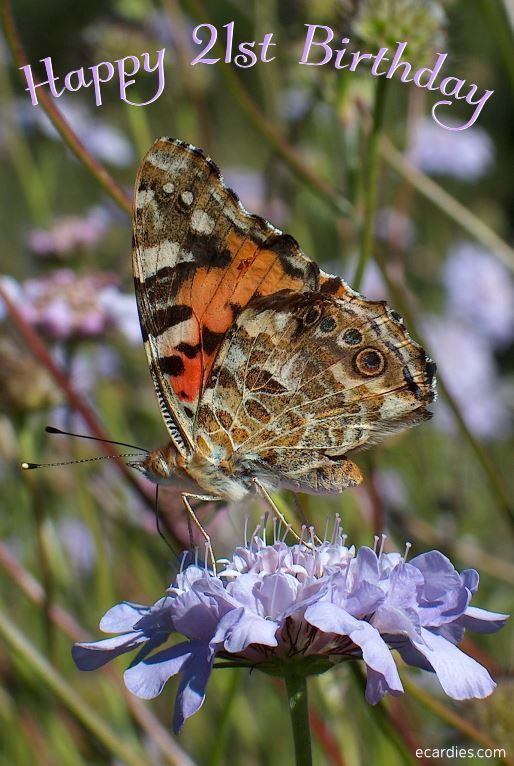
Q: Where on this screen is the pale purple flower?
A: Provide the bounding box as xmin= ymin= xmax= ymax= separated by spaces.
xmin=73 ymin=525 xmax=507 ymax=733
xmin=374 ymin=207 xmax=416 ymax=252
xmin=409 ymin=118 xmax=494 ymax=181
xmin=57 ymin=517 xmax=96 ymax=575
xmin=18 ymin=98 xmax=133 ymax=168
xmin=0 ymin=276 xmax=23 ymax=322
xmin=27 ymin=206 xmax=112 ymax=257
xmin=17 ymin=270 xmax=117 ymax=340
xmin=422 ymin=316 xmax=511 ymax=438
xmin=442 ymin=242 xmax=514 ymax=348
xmin=2 ymin=269 xmax=141 ymax=343
xmin=99 ymin=288 xmax=141 ymax=345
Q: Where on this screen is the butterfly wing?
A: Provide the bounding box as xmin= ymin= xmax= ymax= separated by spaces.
xmin=196 ymin=290 xmax=436 ymax=494
xmin=132 ymin=137 xmax=349 ymax=453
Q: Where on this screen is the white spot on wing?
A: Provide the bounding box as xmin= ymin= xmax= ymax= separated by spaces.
xmin=181 ymin=191 xmax=194 ymax=206
xmin=163 ymin=182 xmax=175 ymax=194
xmin=141 ymin=240 xmax=184 ymax=272
xmin=190 ymin=209 xmax=215 ymax=235
xmin=137 ymin=189 xmax=155 ymax=207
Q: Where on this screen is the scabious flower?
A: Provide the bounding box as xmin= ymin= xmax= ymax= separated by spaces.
xmin=73 ymin=523 xmax=507 ymax=733
xmin=408 ymin=118 xmax=494 ymax=181
xmin=223 ymin=169 xmax=288 ymax=226
xmin=17 ymin=270 xmax=117 ymax=341
xmin=17 ymin=99 xmax=133 ymax=168
xmin=27 ymin=206 xmax=112 ymax=257
xmin=1 ymin=270 xmax=140 ymax=344
xmin=422 ymin=316 xmax=511 ymax=438
xmin=442 ymin=242 xmax=514 ymax=348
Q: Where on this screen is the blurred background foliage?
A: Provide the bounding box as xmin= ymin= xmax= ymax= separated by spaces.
xmin=0 ymin=0 xmax=513 ymax=764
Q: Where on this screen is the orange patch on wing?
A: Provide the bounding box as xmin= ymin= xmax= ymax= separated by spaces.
xmin=172 ymin=352 xmax=203 ymax=402
xmin=167 ymin=231 xmax=312 ymax=405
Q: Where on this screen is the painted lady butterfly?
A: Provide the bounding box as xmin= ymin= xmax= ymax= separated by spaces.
xmin=132 ymin=138 xmax=436 ymax=514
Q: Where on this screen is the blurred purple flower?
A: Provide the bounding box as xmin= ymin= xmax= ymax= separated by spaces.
xmin=57 ymin=517 xmax=96 ymax=575
xmin=73 ymin=526 xmax=507 ymax=732
xmin=17 ymin=99 xmax=133 ymax=168
xmin=442 ymin=243 xmax=514 ymax=348
xmin=375 ymin=207 xmax=416 ymax=252
xmin=422 ymin=316 xmax=511 ymax=438
xmin=409 ymin=118 xmax=494 ymax=181
xmin=1 ymin=270 xmax=141 ymax=344
xmin=27 ymin=206 xmax=112 ymax=257
xmin=68 ymin=346 xmax=121 ymax=393
xmin=280 ymin=87 xmax=313 ymax=123
xmin=18 ymin=270 xmax=116 ymax=340
xmin=0 ymin=276 xmax=23 ymax=322
xmin=99 ymin=288 xmax=141 ymax=345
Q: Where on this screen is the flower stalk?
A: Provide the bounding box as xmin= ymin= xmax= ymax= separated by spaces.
xmin=285 ymin=672 xmax=313 ymax=766
xmin=354 ymin=77 xmax=388 ymax=291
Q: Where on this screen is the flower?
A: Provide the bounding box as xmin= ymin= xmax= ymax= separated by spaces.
xmin=408 ymin=118 xmax=494 ymax=181
xmin=442 ymin=242 xmax=514 ymax=348
xmin=1 ymin=270 xmax=140 ymax=343
xmin=422 ymin=315 xmax=511 ymax=438
xmin=17 ymin=98 xmax=133 ymax=168
xmin=73 ymin=523 xmax=508 ymax=733
xmin=27 ymin=206 xmax=113 ymax=257
xmin=353 ymin=0 xmax=448 ymax=60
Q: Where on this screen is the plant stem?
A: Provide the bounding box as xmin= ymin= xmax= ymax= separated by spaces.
xmin=0 ymin=610 xmax=147 ymax=766
xmin=0 ymin=0 xmax=131 ymax=216
xmin=353 ymin=77 xmax=388 ymax=291
xmin=285 ymin=673 xmax=313 ymax=766
xmin=380 ymin=137 xmax=514 ymax=272
xmin=210 ymin=670 xmax=243 ymax=766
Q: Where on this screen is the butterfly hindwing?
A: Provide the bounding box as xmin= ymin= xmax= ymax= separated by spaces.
xmin=197 ymin=290 xmax=435 ymax=493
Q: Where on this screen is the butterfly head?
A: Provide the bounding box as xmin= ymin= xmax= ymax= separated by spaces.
xmin=132 ymin=442 xmax=181 ymax=484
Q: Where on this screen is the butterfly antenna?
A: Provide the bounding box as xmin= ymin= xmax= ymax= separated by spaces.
xmin=21 ymin=453 xmax=146 ymax=470
xmin=154 ymin=484 xmax=176 ymax=555
xmin=44 ymin=425 xmax=149 ymax=453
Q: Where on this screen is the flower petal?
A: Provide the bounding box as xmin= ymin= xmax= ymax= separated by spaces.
xmin=173 ymin=644 xmax=215 ymax=733
xmin=212 ymin=608 xmax=279 ymax=653
xmin=255 ymin=573 xmax=299 ymax=619
xmin=457 ymin=606 xmax=509 ymax=634
xmin=410 ymin=628 xmax=496 ymax=699
xmin=366 ymin=667 xmax=403 ymax=704
xmin=99 ymin=602 xmax=149 ymax=633
xmin=124 ymin=641 xmax=197 ymax=699
xmin=72 ymin=632 xmax=146 ymax=670
xmin=305 ymin=603 xmax=403 ymax=699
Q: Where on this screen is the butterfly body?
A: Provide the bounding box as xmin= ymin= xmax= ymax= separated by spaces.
xmin=132 ymin=138 xmax=436 ymax=500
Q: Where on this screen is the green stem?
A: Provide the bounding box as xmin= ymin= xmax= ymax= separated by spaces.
xmin=285 ymin=673 xmax=313 ymax=766
xmin=380 ymin=137 xmax=514 ymax=273
xmin=210 ymin=670 xmax=243 ymax=766
xmin=0 ymin=610 xmax=146 ymax=766
xmin=0 ymin=0 xmax=131 ymax=216
xmin=353 ymin=77 xmax=388 ymax=291
xmin=187 ymin=0 xmax=353 ymax=221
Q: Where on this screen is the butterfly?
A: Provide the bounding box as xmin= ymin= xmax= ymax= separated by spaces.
xmin=131 ymin=137 xmax=436 ymax=521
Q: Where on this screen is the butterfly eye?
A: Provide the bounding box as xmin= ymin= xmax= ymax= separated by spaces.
xmin=354 ymin=348 xmax=386 ymax=377
xmin=343 ymin=328 xmax=362 ymax=346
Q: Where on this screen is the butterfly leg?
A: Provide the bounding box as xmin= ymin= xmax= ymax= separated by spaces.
xmin=181 ymin=493 xmax=221 ymax=575
xmin=252 ymin=479 xmax=317 ymax=546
